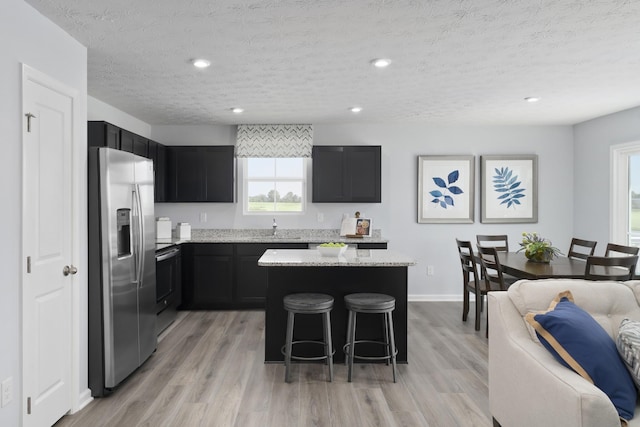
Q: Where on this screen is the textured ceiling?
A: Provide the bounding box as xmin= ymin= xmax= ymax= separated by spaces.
xmin=24 ymin=0 xmax=640 ymax=125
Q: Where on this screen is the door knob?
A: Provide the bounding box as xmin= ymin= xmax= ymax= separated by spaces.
xmin=63 ymin=265 xmax=78 ymax=276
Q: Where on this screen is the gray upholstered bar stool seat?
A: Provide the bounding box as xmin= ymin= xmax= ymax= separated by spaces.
xmin=343 ymin=293 xmax=397 ymax=382
xmin=282 ymin=293 xmax=334 ymax=383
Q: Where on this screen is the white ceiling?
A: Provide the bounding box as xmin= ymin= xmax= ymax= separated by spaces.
xmin=24 ymin=0 xmax=640 ymax=126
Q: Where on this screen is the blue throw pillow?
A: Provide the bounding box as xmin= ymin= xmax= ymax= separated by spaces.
xmin=525 ymin=291 xmax=637 ymax=422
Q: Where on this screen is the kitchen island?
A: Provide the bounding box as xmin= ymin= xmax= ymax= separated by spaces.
xmin=258 ymin=248 xmax=416 ymax=363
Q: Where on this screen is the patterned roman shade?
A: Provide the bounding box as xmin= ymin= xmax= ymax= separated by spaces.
xmin=236 ymin=124 xmax=313 ymax=158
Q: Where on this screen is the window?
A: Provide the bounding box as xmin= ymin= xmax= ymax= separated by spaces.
xmin=243 ymin=158 xmax=306 ymax=214
xmin=611 ymin=142 xmax=640 ymax=247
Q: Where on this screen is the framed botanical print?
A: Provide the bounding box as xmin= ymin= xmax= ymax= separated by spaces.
xmin=418 ymin=155 xmax=474 ymax=223
xmin=481 ymin=154 xmax=538 ymax=223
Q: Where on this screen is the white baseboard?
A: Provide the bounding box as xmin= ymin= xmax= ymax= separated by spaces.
xmin=73 ymin=388 xmax=93 ymax=414
xmin=408 ymin=295 xmax=479 ymax=302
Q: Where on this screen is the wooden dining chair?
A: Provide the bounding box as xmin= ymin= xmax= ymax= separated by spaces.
xmin=584 ymin=255 xmax=639 ymax=281
xmin=476 ymin=235 xmax=509 ymax=252
xmin=567 ymin=238 xmax=597 ymax=260
xmin=476 ymin=246 xmax=510 ymax=337
xmin=456 ymin=239 xmax=484 ymax=331
xmin=604 ymin=243 xmax=640 ymax=257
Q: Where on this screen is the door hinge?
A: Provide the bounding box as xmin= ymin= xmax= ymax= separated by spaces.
xmin=27 ymin=256 xmax=31 ymax=273
xmin=25 ymin=112 xmax=36 ymax=133
xmin=27 ymin=396 xmax=31 ymax=414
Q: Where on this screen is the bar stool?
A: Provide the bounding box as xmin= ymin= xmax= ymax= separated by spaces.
xmin=343 ymin=293 xmax=397 ymax=382
xmin=282 ymin=293 xmax=334 ymax=383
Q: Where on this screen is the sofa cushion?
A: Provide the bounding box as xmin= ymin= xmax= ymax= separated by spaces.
xmin=525 ymin=290 xmax=637 ymax=422
xmin=509 ymin=279 xmax=640 ymax=339
xmin=618 ymin=318 xmax=640 ymax=389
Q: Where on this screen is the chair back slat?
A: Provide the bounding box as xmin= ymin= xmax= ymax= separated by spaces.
xmin=477 ymin=246 xmax=508 ymax=291
xmin=567 ymin=238 xmax=597 ymax=260
xmin=476 ymin=235 xmax=509 ymax=252
xmin=604 ymin=243 xmax=639 ymax=257
xmin=584 ymin=255 xmax=638 ymax=281
xmin=456 ymin=239 xmax=479 ymax=280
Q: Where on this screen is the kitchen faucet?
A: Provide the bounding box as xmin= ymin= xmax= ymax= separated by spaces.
xmin=272 ymin=218 xmax=277 ymax=236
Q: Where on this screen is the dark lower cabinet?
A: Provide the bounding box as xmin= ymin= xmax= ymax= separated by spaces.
xmin=181 ymin=242 xmax=310 ymax=309
xmin=182 ymin=243 xmax=234 ymax=309
xmin=235 ymin=243 xmax=308 ymax=307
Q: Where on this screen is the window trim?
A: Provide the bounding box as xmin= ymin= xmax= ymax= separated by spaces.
xmin=611 ymin=141 xmax=640 ymax=245
xmin=242 ymin=157 xmax=307 ymax=215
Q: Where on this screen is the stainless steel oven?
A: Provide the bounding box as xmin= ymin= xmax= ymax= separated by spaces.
xmin=155 ymin=246 xmax=181 ymax=334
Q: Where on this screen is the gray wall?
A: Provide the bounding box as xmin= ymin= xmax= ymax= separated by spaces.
xmin=573 ymin=106 xmax=640 ymax=246
xmin=153 ymin=123 xmax=575 ymax=299
xmin=1 ymin=0 xmax=87 ymax=425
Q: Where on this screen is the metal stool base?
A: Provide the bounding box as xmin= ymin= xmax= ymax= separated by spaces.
xmin=283 ymin=293 xmax=334 ymax=383
xmin=344 ymin=293 xmax=397 ymax=383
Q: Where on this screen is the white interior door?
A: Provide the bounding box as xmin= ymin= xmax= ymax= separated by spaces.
xmin=22 ymin=65 xmax=75 ymax=427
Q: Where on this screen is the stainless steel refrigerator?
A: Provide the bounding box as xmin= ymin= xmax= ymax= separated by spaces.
xmin=88 ymin=147 xmax=157 ymax=397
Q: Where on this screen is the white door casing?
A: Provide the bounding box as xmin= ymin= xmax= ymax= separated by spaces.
xmin=610 ymin=141 xmax=640 ymax=246
xmin=22 ymin=65 xmax=77 ymax=427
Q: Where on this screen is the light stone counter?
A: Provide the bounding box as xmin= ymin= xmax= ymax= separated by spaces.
xmin=156 ymin=228 xmax=388 ymax=249
xmin=258 ymin=248 xmax=415 ymax=267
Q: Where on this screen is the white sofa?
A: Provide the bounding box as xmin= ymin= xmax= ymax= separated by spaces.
xmin=489 ymin=279 xmax=640 ymax=427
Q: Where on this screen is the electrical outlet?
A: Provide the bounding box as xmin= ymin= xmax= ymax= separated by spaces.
xmin=317 ymin=213 xmax=324 ymax=222
xmin=427 ymin=266 xmax=434 ymax=276
xmin=1 ymin=377 xmax=13 ymax=407
xmin=200 ymin=212 xmax=207 ymax=223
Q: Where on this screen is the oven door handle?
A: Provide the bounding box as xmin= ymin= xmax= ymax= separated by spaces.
xmin=156 ymin=247 xmax=180 ymax=262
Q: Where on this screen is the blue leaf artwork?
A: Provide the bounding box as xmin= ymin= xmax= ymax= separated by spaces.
xmin=492 ymin=167 xmax=525 ymax=208
xmin=429 ymin=170 xmax=463 ymax=209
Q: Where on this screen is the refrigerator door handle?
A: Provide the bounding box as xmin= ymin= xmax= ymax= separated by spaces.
xmin=136 ymin=184 xmax=145 ymax=288
xmin=133 ymin=184 xmax=145 ymax=287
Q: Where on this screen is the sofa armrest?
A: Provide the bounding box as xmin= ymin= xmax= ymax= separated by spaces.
xmin=488 ymin=292 xmax=621 ymax=427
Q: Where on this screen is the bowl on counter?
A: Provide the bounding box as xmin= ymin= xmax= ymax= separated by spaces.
xmin=317 ymin=245 xmax=347 ymax=257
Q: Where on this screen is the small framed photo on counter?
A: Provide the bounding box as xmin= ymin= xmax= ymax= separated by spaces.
xmin=355 ymin=218 xmax=372 ymax=237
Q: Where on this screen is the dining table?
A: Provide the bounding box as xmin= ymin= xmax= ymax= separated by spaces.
xmin=497 ymin=252 xmax=588 ymax=279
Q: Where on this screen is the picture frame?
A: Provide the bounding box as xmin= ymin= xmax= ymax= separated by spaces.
xmin=417 ymin=155 xmax=474 ymax=223
xmin=481 ymin=154 xmax=538 ymax=223
xmin=355 ymin=218 xmax=372 ymax=237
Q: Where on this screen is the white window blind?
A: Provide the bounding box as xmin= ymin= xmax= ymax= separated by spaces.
xmin=236 ymin=124 xmax=313 ymax=158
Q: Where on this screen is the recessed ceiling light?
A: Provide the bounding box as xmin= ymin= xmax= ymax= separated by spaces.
xmin=371 ymin=58 xmax=391 ymax=68
xmin=192 ymin=59 xmax=211 ymax=68
xmin=524 ymin=97 xmax=540 ymax=103
xmin=231 ymin=107 xmax=244 ymax=114
xmin=350 ymin=106 xmax=362 ymax=113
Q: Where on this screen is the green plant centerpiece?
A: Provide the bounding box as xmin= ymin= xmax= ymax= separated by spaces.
xmin=518 ymin=232 xmax=561 ymax=263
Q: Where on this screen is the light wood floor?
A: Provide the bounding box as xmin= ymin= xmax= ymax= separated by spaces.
xmin=55 ymin=302 xmax=490 ymax=427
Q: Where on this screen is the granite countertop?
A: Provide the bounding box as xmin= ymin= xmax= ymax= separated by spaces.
xmin=156 ymin=228 xmax=388 ymax=251
xmin=257 ymin=248 xmax=416 ymax=267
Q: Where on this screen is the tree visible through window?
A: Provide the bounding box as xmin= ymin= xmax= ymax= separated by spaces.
xmin=244 ymin=158 xmax=305 ymax=213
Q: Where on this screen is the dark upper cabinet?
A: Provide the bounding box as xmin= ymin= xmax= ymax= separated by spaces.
xmin=88 ymin=121 xmax=120 ymax=149
xmin=312 ymin=145 xmax=381 ymax=203
xmin=167 ymin=146 xmax=235 ymax=202
xmin=120 ymin=129 xmax=149 ymax=158
xmin=88 ymin=121 xmax=167 ymax=202
xmin=147 ymin=141 xmax=167 ymax=202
